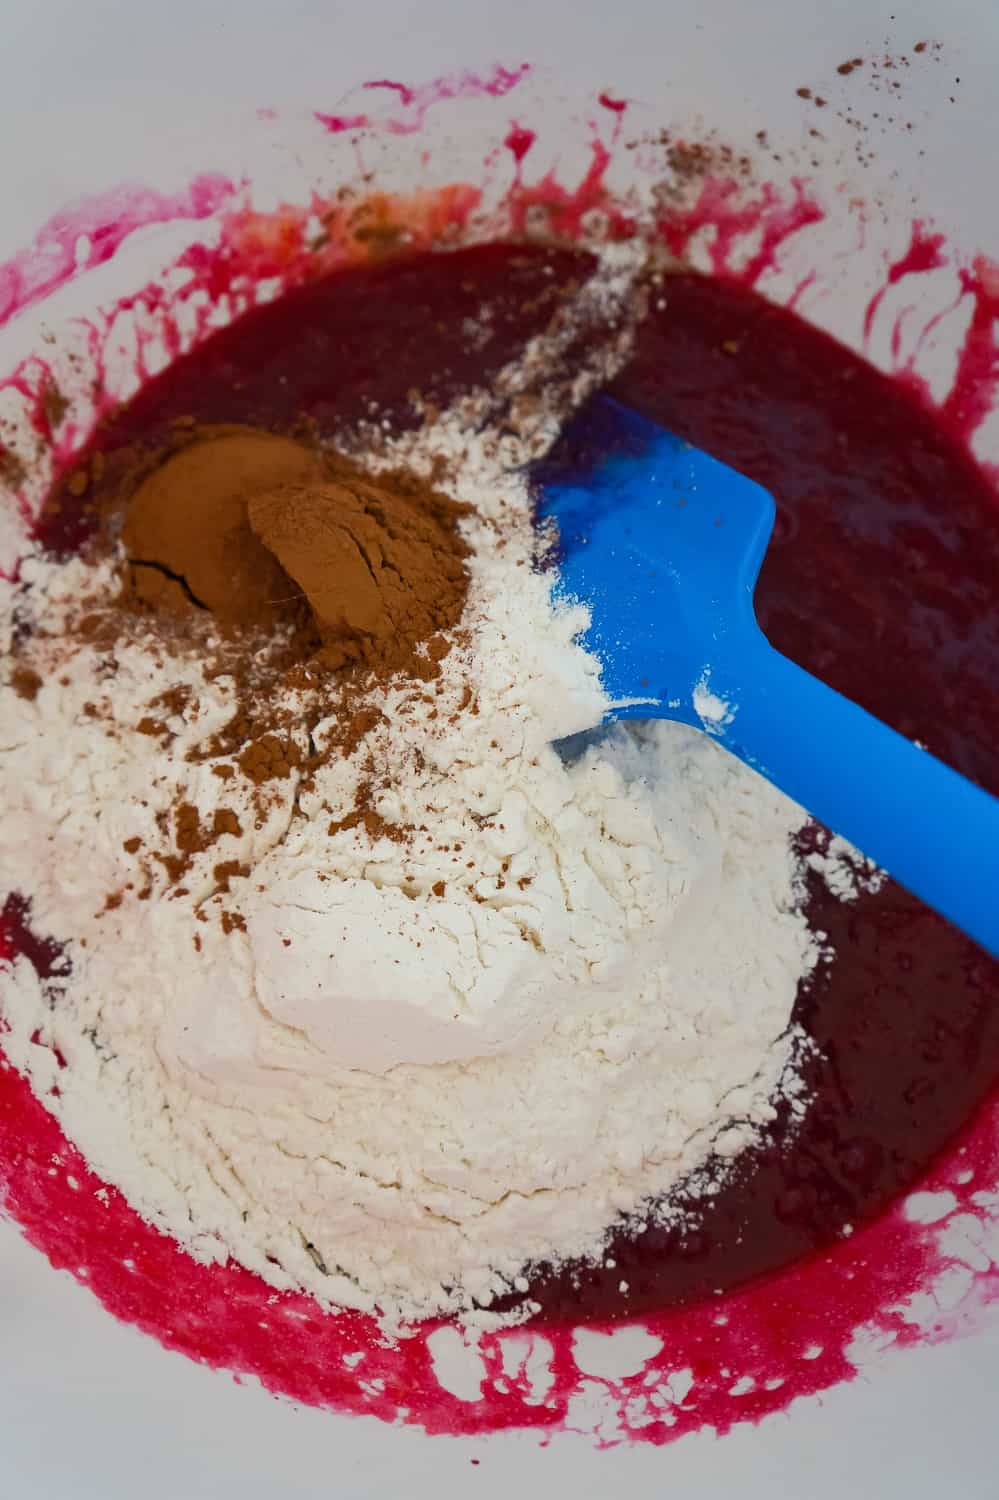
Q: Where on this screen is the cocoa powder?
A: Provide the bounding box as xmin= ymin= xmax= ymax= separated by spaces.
xmin=247 ymin=472 xmax=468 ymax=679
xmin=237 ymin=733 xmax=303 ymax=786
xmin=10 ymin=666 xmax=42 ymax=701
xmin=23 ymin=421 xmax=474 ymax=900
xmin=327 ymin=778 xmax=410 ymax=845
xmin=121 ymin=427 xmax=326 ymax=625
xmin=120 ymin=424 xmax=470 ymax=685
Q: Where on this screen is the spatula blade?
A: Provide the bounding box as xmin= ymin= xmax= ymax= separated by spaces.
xmin=535 ymin=396 xmax=776 ymax=721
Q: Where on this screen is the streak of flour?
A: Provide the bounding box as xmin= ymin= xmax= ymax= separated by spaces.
xmin=0 ymin=249 xmax=833 ymax=1328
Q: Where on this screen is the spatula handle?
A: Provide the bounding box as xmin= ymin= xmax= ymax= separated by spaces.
xmin=708 ymin=637 xmax=999 ymax=958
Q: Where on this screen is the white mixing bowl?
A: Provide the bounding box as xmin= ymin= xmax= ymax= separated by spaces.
xmin=0 ymin=3 xmax=996 ymax=1495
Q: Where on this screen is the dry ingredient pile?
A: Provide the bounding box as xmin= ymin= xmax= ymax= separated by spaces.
xmin=0 ymin=249 xmax=838 ymax=1327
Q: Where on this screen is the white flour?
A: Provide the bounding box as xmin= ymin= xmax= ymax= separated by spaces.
xmin=0 ymin=264 xmax=830 ymax=1326
xmin=807 ymin=832 xmax=886 ymax=903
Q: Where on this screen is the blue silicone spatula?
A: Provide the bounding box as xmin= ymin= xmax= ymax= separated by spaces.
xmin=536 ymin=396 xmax=999 ymax=958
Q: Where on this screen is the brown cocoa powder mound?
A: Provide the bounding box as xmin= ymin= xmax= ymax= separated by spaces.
xmin=118 ymin=423 xmax=469 ymax=691
xmin=246 ymin=471 xmax=469 ymax=679
xmin=121 ymin=428 xmax=326 ymax=625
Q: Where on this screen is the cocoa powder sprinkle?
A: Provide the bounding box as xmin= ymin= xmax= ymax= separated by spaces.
xmin=238 ymin=733 xmax=302 ymax=785
xmin=10 ymin=666 xmax=42 ymax=701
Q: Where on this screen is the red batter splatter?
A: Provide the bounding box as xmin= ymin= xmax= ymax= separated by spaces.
xmin=0 ymin=174 xmax=233 ymax=330
xmin=504 ymin=124 xmax=536 ymax=165
xmin=315 ymin=64 xmax=531 ymax=137
xmin=862 ymin=219 xmax=948 ymax=343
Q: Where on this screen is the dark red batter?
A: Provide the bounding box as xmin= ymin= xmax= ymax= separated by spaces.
xmin=5 ymin=241 xmax=999 ymax=1350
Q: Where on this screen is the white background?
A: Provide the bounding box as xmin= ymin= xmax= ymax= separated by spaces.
xmin=2 ymin=2 xmax=998 ymax=1495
